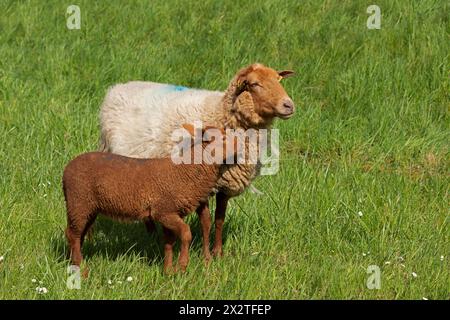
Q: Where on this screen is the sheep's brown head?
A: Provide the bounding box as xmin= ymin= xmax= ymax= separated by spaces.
xmin=230 ymin=63 xmax=295 ymax=126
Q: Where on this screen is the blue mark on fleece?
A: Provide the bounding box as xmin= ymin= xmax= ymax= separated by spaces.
xmin=171 ymin=85 xmax=189 ymax=92
xmin=157 ymin=84 xmax=190 ymax=96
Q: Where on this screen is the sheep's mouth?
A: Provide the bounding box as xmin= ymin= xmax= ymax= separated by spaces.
xmin=278 ymin=111 xmax=295 ymax=119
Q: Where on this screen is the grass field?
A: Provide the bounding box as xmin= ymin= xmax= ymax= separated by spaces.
xmin=0 ymin=0 xmax=448 ymax=299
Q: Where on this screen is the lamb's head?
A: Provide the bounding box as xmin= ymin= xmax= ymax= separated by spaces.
xmin=182 ymin=124 xmax=239 ymax=164
xmin=226 ymin=63 xmax=295 ymax=128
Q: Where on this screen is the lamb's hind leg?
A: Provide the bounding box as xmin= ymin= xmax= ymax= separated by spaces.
xmin=65 ymin=207 xmax=96 ymax=274
xmin=65 ymin=226 xmax=83 ymax=267
xmin=156 ymin=214 xmax=192 ymax=273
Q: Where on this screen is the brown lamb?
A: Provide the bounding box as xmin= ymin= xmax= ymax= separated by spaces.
xmin=62 ymin=124 xmax=235 ymax=273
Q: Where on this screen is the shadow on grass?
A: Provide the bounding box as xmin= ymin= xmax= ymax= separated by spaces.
xmin=51 ymin=215 xmax=230 ymax=266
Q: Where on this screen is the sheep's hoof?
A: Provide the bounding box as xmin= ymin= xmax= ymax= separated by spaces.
xmin=164 ymin=266 xmax=176 ymax=275
xmin=178 ymin=265 xmax=187 ymax=273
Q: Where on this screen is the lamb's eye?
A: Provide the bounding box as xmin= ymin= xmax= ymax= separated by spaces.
xmin=250 ymin=82 xmax=261 ymax=88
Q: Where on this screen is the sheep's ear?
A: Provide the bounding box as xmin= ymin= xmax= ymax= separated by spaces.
xmin=182 ymin=123 xmax=195 ymax=137
xmin=277 ymin=70 xmax=295 ymax=80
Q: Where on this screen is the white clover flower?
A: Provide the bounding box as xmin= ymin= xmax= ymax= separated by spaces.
xmin=107 ymin=280 xmax=113 ymax=285
xmin=384 ymin=261 xmax=391 ymax=265
xmin=411 ymin=272 xmax=418 ymax=278
xmin=36 ymin=287 xmax=48 ymax=294
xmin=357 ymin=211 xmax=363 ymax=217
xmin=126 ymin=276 xmax=133 ymax=282
xmin=19 ymin=264 xmax=24 ymax=270
xmin=117 ymin=280 xmax=122 ymax=284
xmin=0 ymin=256 xmax=4 ymax=262
xmin=440 ymin=255 xmax=444 ymax=261
xmin=31 ymin=279 xmax=37 ymax=283
xmin=422 ymin=297 xmax=428 ymax=300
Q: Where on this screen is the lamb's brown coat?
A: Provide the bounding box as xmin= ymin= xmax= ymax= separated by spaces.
xmin=63 ymin=127 xmax=230 ymax=272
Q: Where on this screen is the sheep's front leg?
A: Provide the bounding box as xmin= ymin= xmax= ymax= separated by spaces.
xmin=212 ymin=192 xmax=229 ymax=257
xmin=157 ymin=214 xmax=192 ymax=273
xmin=196 ymin=201 xmax=212 ymax=263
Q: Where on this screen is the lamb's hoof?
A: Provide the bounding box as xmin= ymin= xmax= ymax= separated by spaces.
xmin=204 ymin=254 xmax=212 ymax=265
xmin=212 ymin=247 xmax=223 ymax=258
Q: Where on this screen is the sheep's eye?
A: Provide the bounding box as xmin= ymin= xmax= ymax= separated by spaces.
xmin=250 ymin=82 xmax=261 ymax=88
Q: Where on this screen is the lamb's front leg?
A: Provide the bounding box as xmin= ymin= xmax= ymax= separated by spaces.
xmin=157 ymin=214 xmax=192 ymax=273
xmin=162 ymin=227 xmax=176 ymax=274
xmin=196 ymin=201 xmax=212 ymax=263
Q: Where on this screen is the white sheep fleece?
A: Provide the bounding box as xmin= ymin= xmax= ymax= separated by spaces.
xmin=100 ymin=78 xmax=263 ymax=197
xmin=100 ymin=81 xmax=226 ymax=157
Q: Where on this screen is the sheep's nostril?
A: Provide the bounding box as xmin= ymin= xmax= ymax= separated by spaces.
xmin=283 ymin=101 xmax=294 ymax=113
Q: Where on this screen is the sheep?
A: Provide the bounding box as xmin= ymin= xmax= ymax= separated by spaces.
xmin=99 ymin=63 xmax=295 ymax=259
xmin=63 ymin=124 xmax=236 ymax=273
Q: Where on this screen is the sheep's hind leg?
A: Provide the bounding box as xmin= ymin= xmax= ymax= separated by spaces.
xmin=196 ymin=201 xmax=212 ymax=263
xmin=212 ymin=192 xmax=229 ymax=257
xmin=156 ymin=214 xmax=192 ymax=273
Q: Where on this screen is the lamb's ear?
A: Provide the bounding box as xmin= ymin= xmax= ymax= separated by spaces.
xmin=202 ymin=125 xmax=224 ymax=133
xmin=202 ymin=126 xmax=225 ymax=141
xmin=236 ymin=79 xmax=249 ymax=94
xmin=277 ymin=70 xmax=295 ymax=80
xmin=182 ymin=123 xmax=195 ymax=137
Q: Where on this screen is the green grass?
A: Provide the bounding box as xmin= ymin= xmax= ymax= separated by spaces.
xmin=0 ymin=0 xmax=449 ymax=299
